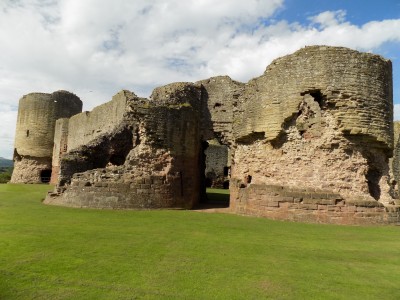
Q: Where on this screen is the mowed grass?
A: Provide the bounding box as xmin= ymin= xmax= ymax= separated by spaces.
xmin=1 ymin=185 xmax=400 ymax=299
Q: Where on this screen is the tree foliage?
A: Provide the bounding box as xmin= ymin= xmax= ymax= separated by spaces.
xmin=0 ymin=167 xmax=13 ymax=183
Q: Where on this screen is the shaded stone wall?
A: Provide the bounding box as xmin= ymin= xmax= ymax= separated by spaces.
xmin=151 ymin=79 xmax=242 ymax=191
xmin=67 ymin=90 xmax=130 ymax=151
xmin=11 ymin=91 xmax=82 ymax=183
xmin=205 ymin=139 xmax=230 ymax=188
xmin=196 ymin=76 xmax=244 ymax=144
xmin=391 ymin=121 xmax=400 ymax=200
xmin=46 ymin=84 xmax=202 ymax=209
xmin=50 ymin=118 xmax=69 ymax=184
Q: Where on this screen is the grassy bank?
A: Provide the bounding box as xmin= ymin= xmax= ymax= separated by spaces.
xmin=0 ymin=184 xmax=399 ymax=299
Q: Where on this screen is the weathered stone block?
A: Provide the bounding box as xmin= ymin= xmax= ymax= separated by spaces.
xmin=303 ymin=198 xmax=321 ymax=205
xmin=279 ymin=196 xmax=294 ymax=203
xmin=267 ymin=201 xmax=280 ymax=207
xmin=320 ymin=199 xmax=336 ymax=205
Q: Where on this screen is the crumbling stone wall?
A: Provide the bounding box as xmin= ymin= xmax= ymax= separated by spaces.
xmin=235 ymin=46 xmax=393 ymax=147
xmin=45 ymin=85 xmax=202 ymax=209
xmin=230 ymin=46 xmax=398 ymax=224
xmin=11 ymin=91 xmax=82 ymax=183
xmin=196 ymin=76 xmax=244 ymax=144
xmin=150 ymin=78 xmax=242 ymax=194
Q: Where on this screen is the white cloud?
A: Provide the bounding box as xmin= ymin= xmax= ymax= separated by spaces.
xmin=394 ymin=104 xmax=400 ymax=121
xmin=0 ymin=106 xmax=17 ymax=159
xmin=308 ymin=10 xmax=347 ymax=29
xmin=0 ymin=1 xmax=399 ymax=158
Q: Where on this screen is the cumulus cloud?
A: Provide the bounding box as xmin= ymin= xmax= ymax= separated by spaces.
xmin=308 ymin=10 xmax=347 ymax=29
xmin=0 ymin=0 xmax=399 ymax=158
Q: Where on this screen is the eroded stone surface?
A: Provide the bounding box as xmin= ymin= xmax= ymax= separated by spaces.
xmin=11 ymin=156 xmax=52 ymax=184
xmin=230 ymin=46 xmax=396 ymax=223
xmin=45 ymin=84 xmax=202 ymax=209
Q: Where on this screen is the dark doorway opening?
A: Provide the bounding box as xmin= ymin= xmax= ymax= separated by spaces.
xmin=205 ymin=177 xmax=213 ymax=188
xmin=40 ymin=169 xmax=52 ymax=183
xmin=198 ymin=139 xmax=230 ymax=209
xmin=109 ymin=154 xmax=126 ymax=166
xmin=223 ymin=180 xmax=229 ymax=189
xmin=223 ymin=166 xmax=230 ymax=177
xmin=204 ymin=141 xmax=230 ymax=189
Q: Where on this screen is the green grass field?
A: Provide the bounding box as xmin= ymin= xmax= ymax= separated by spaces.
xmin=1 ymin=184 xmax=400 ymax=299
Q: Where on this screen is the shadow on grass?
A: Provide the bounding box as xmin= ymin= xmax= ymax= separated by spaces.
xmin=194 ymin=188 xmax=230 ymax=209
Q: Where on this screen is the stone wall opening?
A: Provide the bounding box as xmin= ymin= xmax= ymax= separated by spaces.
xmin=296 ymin=90 xmax=325 ymax=139
xmin=106 ymin=130 xmax=134 ymax=167
xmin=108 ymin=154 xmax=126 ymax=166
xmin=305 ymin=89 xmax=324 ymax=107
xmin=204 ymin=139 xmax=230 ymax=189
xmin=205 ymin=177 xmax=212 ymax=188
xmin=223 ymin=166 xmax=230 ymax=176
xmin=366 ymin=167 xmax=381 ymax=200
xmin=40 ymin=169 xmax=52 ymax=183
xmin=246 ymin=175 xmax=252 ymax=184
xmin=200 ymin=139 xmax=230 ymax=208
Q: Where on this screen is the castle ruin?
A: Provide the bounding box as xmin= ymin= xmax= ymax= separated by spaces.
xmin=11 ymin=91 xmax=82 ymax=183
xmin=11 ymin=46 xmax=400 ymax=225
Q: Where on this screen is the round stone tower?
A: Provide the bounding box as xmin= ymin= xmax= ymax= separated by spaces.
xmin=230 ymin=46 xmax=396 ymax=224
xmin=11 ymin=91 xmax=82 ymax=183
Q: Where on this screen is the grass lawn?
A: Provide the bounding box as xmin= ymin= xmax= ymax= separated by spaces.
xmin=1 ymin=184 xmax=400 ymax=299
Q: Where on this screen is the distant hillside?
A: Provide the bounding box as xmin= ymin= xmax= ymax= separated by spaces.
xmin=0 ymin=157 xmax=13 ymax=168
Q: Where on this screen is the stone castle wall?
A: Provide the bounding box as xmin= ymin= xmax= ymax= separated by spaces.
xmin=235 ymin=46 xmax=393 ymax=148
xmin=11 ymin=91 xmax=82 ymax=183
xmin=230 ymin=46 xmax=397 ymax=224
xmin=195 ymin=76 xmax=244 ymax=144
xmin=67 ymin=90 xmax=130 ymax=151
xmin=45 ymin=84 xmax=202 ymax=209
xmin=50 ymin=118 xmax=69 ymax=184
xmin=231 ymin=183 xmax=400 ymax=225
xmin=391 ymin=121 xmax=400 ymax=200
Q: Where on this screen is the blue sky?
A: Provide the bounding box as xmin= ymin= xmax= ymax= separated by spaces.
xmin=0 ymin=0 xmax=399 ymax=159
xmin=277 ymin=0 xmax=400 ymax=25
